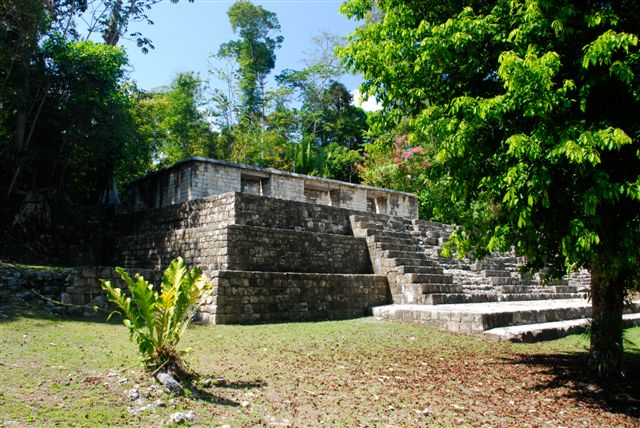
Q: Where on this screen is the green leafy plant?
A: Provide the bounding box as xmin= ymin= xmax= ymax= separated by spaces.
xmin=101 ymin=257 xmax=211 ymax=376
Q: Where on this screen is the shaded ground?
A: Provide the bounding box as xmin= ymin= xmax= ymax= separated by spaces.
xmin=1 ymin=306 xmax=639 ymax=427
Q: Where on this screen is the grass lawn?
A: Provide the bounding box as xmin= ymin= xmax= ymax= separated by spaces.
xmin=1 ymin=309 xmax=639 ymax=427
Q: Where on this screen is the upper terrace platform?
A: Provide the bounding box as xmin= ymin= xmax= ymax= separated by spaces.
xmin=121 ymin=157 xmax=418 ymax=219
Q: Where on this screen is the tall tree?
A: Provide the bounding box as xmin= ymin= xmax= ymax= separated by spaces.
xmin=81 ymin=0 xmax=194 ymax=52
xmin=274 ymin=33 xmax=368 ymax=180
xmin=218 ymin=0 xmax=283 ymax=124
xmin=341 ymin=0 xmax=640 ymax=376
xmin=134 ymin=72 xmax=220 ymax=167
xmin=0 ymin=0 xmax=191 ymax=200
xmin=0 ymin=0 xmax=51 ymax=196
xmin=1 ymin=35 xmax=135 ymax=202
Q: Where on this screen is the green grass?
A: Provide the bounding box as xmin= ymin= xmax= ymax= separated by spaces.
xmin=1 ymin=313 xmax=639 ymax=427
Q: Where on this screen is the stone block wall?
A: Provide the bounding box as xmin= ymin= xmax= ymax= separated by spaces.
xmin=65 ymin=266 xmax=115 ymax=305
xmin=115 ymin=192 xmax=383 ymax=274
xmin=197 ymin=162 xmax=242 ymax=197
xmin=225 ymin=225 xmax=371 ymax=274
xmin=101 ymin=189 xmax=402 ymax=324
xmin=121 ymin=157 xmax=418 ymax=219
xmin=198 ymin=271 xmax=390 ymax=324
xmin=114 ymin=191 xmax=408 ymax=274
xmin=115 ymin=193 xmax=235 ymax=272
xmin=65 ymin=266 xmax=163 ymax=306
xmin=270 ymin=174 xmax=305 ymax=202
xmin=233 ymin=192 xmax=353 ymax=235
xmin=60 ymin=266 xmax=162 ymax=312
xmin=0 ymin=263 xmax=77 ymax=306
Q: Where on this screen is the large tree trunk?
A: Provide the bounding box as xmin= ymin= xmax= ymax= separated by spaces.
xmin=588 ymin=265 xmax=625 ymax=378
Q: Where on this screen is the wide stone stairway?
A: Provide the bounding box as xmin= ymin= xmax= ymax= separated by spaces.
xmin=350 ymin=214 xmax=640 ymax=342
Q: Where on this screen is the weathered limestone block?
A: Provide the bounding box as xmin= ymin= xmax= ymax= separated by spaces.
xmin=121 ymin=157 xmax=417 ymax=218
xmin=225 ymin=225 xmax=372 ymax=274
xmin=198 ymin=271 xmax=390 ymax=324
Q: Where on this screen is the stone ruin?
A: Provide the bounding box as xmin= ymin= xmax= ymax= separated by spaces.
xmin=65 ymin=157 xmax=640 ymax=342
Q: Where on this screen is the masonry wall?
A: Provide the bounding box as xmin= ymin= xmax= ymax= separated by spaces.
xmin=115 ymin=193 xmax=235 ymax=272
xmin=198 ymin=271 xmax=390 ymax=324
xmin=122 ymin=158 xmax=418 ymax=219
xmin=233 ymin=192 xmax=353 ymax=235
xmin=114 ymin=192 xmax=388 ymax=276
xmin=225 ymin=225 xmax=371 ymax=274
xmin=106 ymin=190 xmax=397 ymax=324
xmin=65 ymin=266 xmax=163 ymax=306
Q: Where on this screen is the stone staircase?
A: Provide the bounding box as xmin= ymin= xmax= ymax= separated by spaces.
xmin=349 ymin=214 xmax=640 ymax=342
xmin=350 ymin=215 xmax=461 ymax=305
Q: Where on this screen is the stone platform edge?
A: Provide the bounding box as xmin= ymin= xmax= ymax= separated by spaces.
xmin=199 ymin=271 xmax=390 ymax=324
xmin=64 ymin=267 xmax=391 ymax=325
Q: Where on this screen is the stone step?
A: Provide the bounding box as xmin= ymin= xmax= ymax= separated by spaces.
xmin=549 ymin=285 xmax=580 ymax=293
xmin=353 ymin=224 xmax=407 ymax=234
xmin=470 ymin=260 xmax=505 ymax=271
xmin=374 ymin=242 xmax=421 ymax=253
xmin=396 ymin=265 xmax=444 ymax=275
xmin=484 ymin=313 xmax=640 ymax=343
xmin=460 ymin=284 xmax=496 ymax=292
xmin=424 ymin=293 xmax=496 ymax=305
xmin=488 ymin=276 xmax=517 ymax=286
xmin=369 ymin=235 xmax=416 ymax=246
xmin=383 ymin=249 xmax=428 ymax=260
xmin=403 ymin=273 xmax=453 ymax=285
xmin=390 ymin=257 xmax=440 ymax=268
xmin=415 ymin=283 xmax=463 ymax=294
xmin=365 ymin=229 xmax=414 ymax=240
xmin=501 ymin=284 xmax=580 ymax=294
xmin=415 ymin=237 xmax=440 ymax=246
xmin=351 ymin=215 xmax=408 ymax=229
xmin=501 ymin=285 xmax=534 ymax=294
xmin=397 ymin=284 xmax=463 ymax=303
xmin=351 ymin=216 xmax=407 ymax=227
xmin=411 ymin=220 xmax=452 ymax=234
xmin=424 ymin=292 xmax=590 ymax=305
xmin=480 ymin=305 xmax=590 ymax=330
xmin=373 ymin=299 xmax=600 ymax=333
xmin=410 ymin=227 xmax=444 ymax=238
xmin=481 ymin=270 xmax=512 ymax=278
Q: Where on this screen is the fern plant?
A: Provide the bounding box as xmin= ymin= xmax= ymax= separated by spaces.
xmin=101 ymin=257 xmax=211 ymax=375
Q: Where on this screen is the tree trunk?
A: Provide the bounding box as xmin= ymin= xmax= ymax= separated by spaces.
xmin=588 ymin=265 xmax=625 ymax=378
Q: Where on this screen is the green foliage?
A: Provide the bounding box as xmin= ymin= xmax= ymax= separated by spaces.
xmin=209 ymin=22 xmax=368 ymax=181
xmin=42 ymin=37 xmax=134 ymax=198
xmin=101 ymin=257 xmax=212 ymax=372
xmin=131 ymin=73 xmax=221 ymax=168
xmin=0 ymin=30 xmax=140 ymax=201
xmin=0 ymin=0 xmax=196 ymax=204
xmin=341 ymin=0 xmax=640 ymax=376
xmin=218 ymin=0 xmax=283 ymax=122
xmin=341 ymin=0 xmax=640 ymax=272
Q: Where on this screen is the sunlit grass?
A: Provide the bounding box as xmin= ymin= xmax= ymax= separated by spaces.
xmin=1 ymin=313 xmax=638 ymax=427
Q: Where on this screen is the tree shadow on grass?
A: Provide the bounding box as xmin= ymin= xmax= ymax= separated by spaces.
xmin=0 ymin=300 xmax=128 ymax=325
xmin=502 ymin=351 xmax=640 ymax=419
xmin=215 ymin=379 xmax=268 ymax=390
xmin=185 ymin=375 xmax=267 ymax=405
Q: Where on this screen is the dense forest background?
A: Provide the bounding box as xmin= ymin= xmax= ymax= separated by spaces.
xmin=0 ymin=0 xmax=430 ymax=222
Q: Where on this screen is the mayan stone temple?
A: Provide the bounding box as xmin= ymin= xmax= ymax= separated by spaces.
xmin=66 ymin=157 xmax=640 ymax=342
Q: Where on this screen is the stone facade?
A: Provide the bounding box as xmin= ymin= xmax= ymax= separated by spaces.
xmin=225 ymin=225 xmax=371 ymax=274
xmin=88 ymin=190 xmax=392 ymax=323
xmin=116 ymin=193 xmax=235 ymax=272
xmin=122 ymin=157 xmax=418 ymax=219
xmin=59 ymin=157 xmax=599 ymax=334
xmin=198 ymin=271 xmax=389 ymax=324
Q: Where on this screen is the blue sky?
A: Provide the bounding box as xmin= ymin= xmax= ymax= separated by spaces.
xmin=120 ymin=0 xmax=364 ymax=94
